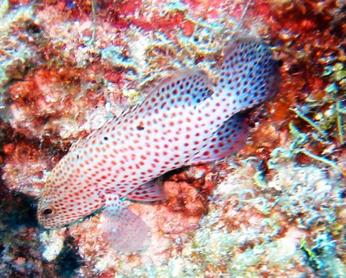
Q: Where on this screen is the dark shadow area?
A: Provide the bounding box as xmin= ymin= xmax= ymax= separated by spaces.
xmin=55 ymin=236 xmax=84 ymax=278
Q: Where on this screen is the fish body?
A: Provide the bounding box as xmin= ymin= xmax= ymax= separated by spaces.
xmin=38 ymin=37 xmax=279 ymax=231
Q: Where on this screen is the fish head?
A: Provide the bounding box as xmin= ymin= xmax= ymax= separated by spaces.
xmin=37 ymin=184 xmax=66 ymax=228
xmin=37 ymin=168 xmax=104 ymax=228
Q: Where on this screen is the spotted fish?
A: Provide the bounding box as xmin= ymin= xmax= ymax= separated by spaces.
xmin=37 ymin=36 xmax=279 ymax=251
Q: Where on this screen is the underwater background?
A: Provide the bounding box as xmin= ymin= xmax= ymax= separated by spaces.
xmin=0 ymin=0 xmax=345 ymax=277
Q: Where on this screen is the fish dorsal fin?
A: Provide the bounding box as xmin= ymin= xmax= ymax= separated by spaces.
xmin=136 ymin=69 xmax=213 ymax=115
xmin=70 ymin=70 xmax=212 ymax=151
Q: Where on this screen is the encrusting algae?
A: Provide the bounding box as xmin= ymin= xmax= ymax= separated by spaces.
xmin=0 ymin=0 xmax=345 ymax=277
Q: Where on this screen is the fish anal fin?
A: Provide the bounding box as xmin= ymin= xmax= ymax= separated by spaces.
xmin=126 ymin=179 xmax=165 ymax=202
xmin=190 ymin=114 xmax=249 ymax=164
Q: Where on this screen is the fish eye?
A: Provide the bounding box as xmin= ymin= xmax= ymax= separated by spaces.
xmin=42 ymin=208 xmax=53 ymax=216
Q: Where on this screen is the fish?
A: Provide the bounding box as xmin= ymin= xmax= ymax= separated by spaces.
xmin=37 ymin=36 xmax=279 ymax=251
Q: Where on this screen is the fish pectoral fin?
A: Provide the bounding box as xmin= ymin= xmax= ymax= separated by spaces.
xmin=102 ymin=193 xmax=127 ymax=216
xmin=100 ymin=193 xmax=150 ymax=252
xmin=126 ymin=179 xmax=166 ymax=202
xmin=189 ymin=113 xmax=249 ymax=164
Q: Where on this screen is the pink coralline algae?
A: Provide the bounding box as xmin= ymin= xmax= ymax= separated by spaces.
xmin=0 ymin=0 xmax=345 ymax=277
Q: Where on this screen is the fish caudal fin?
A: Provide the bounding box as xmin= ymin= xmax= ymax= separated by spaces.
xmin=210 ymin=36 xmax=280 ymax=116
xmin=190 ymin=113 xmax=249 ymax=164
xmin=99 ymin=193 xmax=150 ymax=252
xmin=126 ymin=179 xmax=165 ymax=202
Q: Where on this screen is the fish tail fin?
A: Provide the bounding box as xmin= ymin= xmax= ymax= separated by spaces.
xmin=209 ymin=36 xmax=280 ymax=117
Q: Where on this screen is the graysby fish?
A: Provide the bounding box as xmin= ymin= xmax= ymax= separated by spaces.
xmin=37 ymin=36 xmax=279 ymax=251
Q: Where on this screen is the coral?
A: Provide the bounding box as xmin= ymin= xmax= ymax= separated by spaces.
xmin=267 ymin=162 xmax=342 ymax=229
xmin=39 ymin=230 xmax=65 ymax=262
xmin=163 ymin=164 xmax=215 ymax=217
xmin=0 ymin=3 xmax=36 ymax=88
xmin=6 ymin=66 xmax=107 ymax=144
xmin=2 ymin=141 xmax=52 ymax=196
xmin=164 ymin=181 xmax=208 ymax=216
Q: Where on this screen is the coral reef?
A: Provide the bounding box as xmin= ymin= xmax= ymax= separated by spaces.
xmin=0 ymin=0 xmax=345 ymax=277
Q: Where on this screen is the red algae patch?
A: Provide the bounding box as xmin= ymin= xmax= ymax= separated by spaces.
xmin=163 ymin=164 xmax=215 ymax=217
xmin=164 ymin=181 xmax=209 ymax=217
xmin=6 ymin=66 xmax=107 ymax=144
xmin=2 ymin=141 xmax=53 ymax=196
